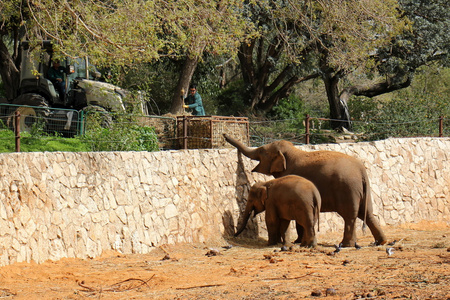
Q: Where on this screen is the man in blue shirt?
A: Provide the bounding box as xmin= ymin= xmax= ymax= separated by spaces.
xmin=183 ymin=84 xmax=205 ymax=116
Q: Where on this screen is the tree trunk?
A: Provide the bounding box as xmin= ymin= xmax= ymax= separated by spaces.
xmin=169 ymin=55 xmax=200 ymax=114
xmin=322 ymin=70 xmax=352 ymax=130
xmin=0 ymin=38 xmax=20 ymax=100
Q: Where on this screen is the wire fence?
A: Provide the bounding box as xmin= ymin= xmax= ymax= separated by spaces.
xmin=0 ymin=103 xmax=448 ymax=152
xmin=247 ymin=115 xmax=448 ymax=147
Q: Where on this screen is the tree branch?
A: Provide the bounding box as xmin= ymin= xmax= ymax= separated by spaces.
xmin=340 ymin=75 xmax=413 ymax=102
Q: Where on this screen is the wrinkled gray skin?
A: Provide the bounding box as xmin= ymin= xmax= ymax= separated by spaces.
xmin=235 ymin=175 xmax=321 ymax=247
xmin=225 ymin=134 xmax=387 ymax=247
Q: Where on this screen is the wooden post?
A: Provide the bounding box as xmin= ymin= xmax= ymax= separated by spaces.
xmin=305 ymin=114 xmax=310 ymax=144
xmin=15 ymin=111 xmax=21 ymax=152
xmin=439 ymin=116 xmax=443 ymax=137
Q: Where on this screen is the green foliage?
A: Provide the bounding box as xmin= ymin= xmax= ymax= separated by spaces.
xmin=269 ymin=94 xmax=311 ymax=124
xmin=19 ymin=0 xmax=252 ymax=67
xmin=249 ymin=94 xmax=323 ymax=145
xmin=216 ymin=80 xmax=250 ymax=116
xmin=81 ymin=112 xmax=159 ymax=152
xmin=375 ymin=0 xmax=449 ymax=78
xmin=349 ymin=65 xmax=450 ymax=140
xmin=0 ymin=112 xmax=160 ymax=153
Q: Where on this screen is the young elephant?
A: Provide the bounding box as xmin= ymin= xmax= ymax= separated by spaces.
xmin=235 ymin=175 xmax=321 ymax=247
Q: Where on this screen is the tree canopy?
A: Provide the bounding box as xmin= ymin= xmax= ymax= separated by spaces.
xmin=0 ymin=0 xmax=252 ymax=101
xmin=1 ymin=0 xmax=448 ymax=125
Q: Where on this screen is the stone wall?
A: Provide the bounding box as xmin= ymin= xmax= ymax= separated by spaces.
xmin=0 ymin=137 xmax=449 ymax=266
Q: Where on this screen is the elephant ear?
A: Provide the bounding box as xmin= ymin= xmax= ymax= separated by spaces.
xmin=270 ymin=150 xmax=286 ymax=174
xmin=260 ymin=186 xmax=268 ymax=206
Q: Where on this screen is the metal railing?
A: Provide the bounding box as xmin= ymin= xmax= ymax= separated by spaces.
xmin=0 ymin=104 xmax=447 ymax=152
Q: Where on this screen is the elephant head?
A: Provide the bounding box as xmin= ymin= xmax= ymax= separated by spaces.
xmin=224 ymin=134 xmax=289 ymax=176
xmin=234 ymin=182 xmax=267 ymax=237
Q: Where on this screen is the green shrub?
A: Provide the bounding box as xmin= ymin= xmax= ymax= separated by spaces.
xmin=0 ymin=112 xmax=160 ymax=153
xmin=81 ymin=112 xmax=159 ymax=152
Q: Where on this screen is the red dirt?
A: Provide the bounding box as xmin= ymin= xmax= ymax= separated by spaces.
xmin=0 ymin=221 xmax=449 ymax=299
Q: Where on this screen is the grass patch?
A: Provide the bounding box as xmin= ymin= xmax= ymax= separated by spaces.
xmin=0 ymin=129 xmax=90 ymax=152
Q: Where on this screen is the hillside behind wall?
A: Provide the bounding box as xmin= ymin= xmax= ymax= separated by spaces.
xmin=0 ymin=137 xmax=449 ymax=266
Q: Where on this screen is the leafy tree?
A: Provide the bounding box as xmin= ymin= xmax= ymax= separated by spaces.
xmin=0 ymin=0 xmax=252 ymax=114
xmin=234 ymin=0 xmax=448 ymax=129
xmin=340 ymin=0 xmax=449 ymax=125
xmin=161 ymin=0 xmax=254 ymax=114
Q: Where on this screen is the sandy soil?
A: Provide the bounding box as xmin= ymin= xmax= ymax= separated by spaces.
xmin=0 ymin=221 xmax=449 ymax=300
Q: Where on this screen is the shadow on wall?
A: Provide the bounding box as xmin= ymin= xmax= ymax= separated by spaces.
xmin=222 ymin=152 xmax=262 ymax=241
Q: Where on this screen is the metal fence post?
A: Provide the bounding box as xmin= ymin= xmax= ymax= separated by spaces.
xmin=183 ymin=116 xmax=188 ymax=149
xmin=14 ymin=111 xmax=20 ymax=152
xmin=305 ymin=114 xmax=310 ymax=144
xmin=439 ymin=116 xmax=443 ymax=137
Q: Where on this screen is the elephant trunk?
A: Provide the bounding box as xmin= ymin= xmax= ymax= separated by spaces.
xmin=224 ymin=134 xmax=259 ymax=160
xmin=234 ymin=208 xmax=253 ymax=237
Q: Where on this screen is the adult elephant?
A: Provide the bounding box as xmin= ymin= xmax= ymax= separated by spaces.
xmin=235 ymin=175 xmax=321 ymax=247
xmin=224 ymin=134 xmax=387 ymax=247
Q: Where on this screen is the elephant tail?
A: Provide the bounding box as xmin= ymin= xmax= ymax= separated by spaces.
xmin=361 ymin=177 xmax=369 ymax=234
xmin=314 ymin=190 xmax=321 ymax=233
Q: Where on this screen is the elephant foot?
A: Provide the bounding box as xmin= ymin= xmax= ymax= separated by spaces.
xmin=267 ymin=239 xmax=281 ymax=246
xmin=374 ymin=239 xmax=387 ymax=246
xmin=293 ymin=238 xmax=302 ymax=244
xmin=339 ymin=240 xmax=357 ymax=248
xmin=301 ymin=242 xmax=317 ymax=248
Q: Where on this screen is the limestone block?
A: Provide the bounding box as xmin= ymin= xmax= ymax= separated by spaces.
xmin=191 ymin=212 xmax=203 ymax=229
xmin=115 ymin=189 xmax=128 ymax=206
xmin=131 ymin=231 xmax=142 ymax=253
xmin=436 ymin=198 xmax=445 ymax=213
xmin=124 ymin=204 xmax=134 ymax=216
xmin=121 ymin=228 xmax=132 ymax=254
xmin=86 ymin=237 xmax=100 ymax=259
xmin=164 ymin=204 xmax=178 ymax=219
xmin=154 ymin=218 xmax=166 ymax=236
xmin=116 ymin=206 xmax=128 ymax=224
xmin=147 ymin=230 xmax=160 ymax=246
xmin=91 ymin=212 xmax=103 ymax=223
xmin=132 ymin=206 xmax=143 ymax=225
xmin=49 ymin=239 xmax=66 ymax=261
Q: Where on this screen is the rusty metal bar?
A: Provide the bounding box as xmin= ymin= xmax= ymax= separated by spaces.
xmin=305 ymin=114 xmax=310 ymax=145
xmin=210 ymin=118 xmax=213 ymax=148
xmin=14 ymin=111 xmax=21 ymax=152
xmin=183 ymin=116 xmax=188 ymax=149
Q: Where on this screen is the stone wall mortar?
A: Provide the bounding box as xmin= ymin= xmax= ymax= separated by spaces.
xmin=0 ymin=137 xmax=448 ymax=266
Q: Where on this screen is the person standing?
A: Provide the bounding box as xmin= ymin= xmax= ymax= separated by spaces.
xmin=183 ymin=84 xmax=205 ymax=116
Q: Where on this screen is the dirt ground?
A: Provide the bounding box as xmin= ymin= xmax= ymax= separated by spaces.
xmin=0 ymin=221 xmax=449 ymax=300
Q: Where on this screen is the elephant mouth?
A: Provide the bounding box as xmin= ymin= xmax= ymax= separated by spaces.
xmin=252 ymin=209 xmax=263 ymax=217
xmin=251 ymin=164 xmax=271 ymax=176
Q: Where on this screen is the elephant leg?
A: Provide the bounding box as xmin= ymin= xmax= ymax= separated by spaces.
xmin=279 ymin=219 xmax=291 ymax=245
xmin=359 ymin=211 xmax=387 ymax=245
xmin=300 ymin=219 xmax=317 ymax=248
xmin=266 ymin=217 xmax=281 ymax=246
xmin=341 ymin=217 xmax=357 ymax=247
xmin=294 ymin=223 xmax=304 ymax=244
